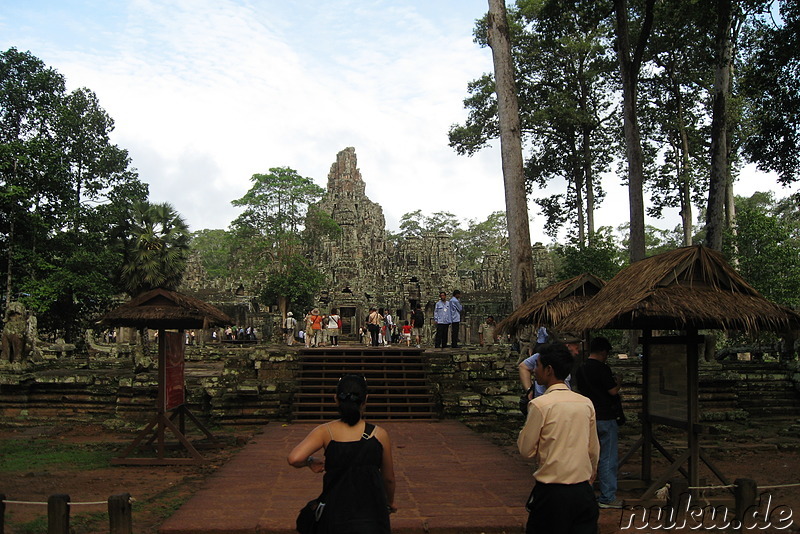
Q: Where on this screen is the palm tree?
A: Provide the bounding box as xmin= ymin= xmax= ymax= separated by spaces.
xmin=120 ymin=201 xmax=190 ymax=296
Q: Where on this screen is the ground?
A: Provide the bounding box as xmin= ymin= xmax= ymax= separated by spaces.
xmin=0 ymin=423 xmax=260 ymax=534
xmin=1 ymin=420 xmax=799 ymax=533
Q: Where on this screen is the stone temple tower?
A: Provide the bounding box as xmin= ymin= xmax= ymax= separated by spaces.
xmin=307 ymin=147 xmax=389 ymax=332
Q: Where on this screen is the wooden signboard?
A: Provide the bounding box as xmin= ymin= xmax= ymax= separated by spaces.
xmin=163 ymin=331 xmax=185 ymax=411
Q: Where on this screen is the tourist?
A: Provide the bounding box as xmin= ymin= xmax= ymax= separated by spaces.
xmin=449 ymin=290 xmax=463 ymax=348
xmin=288 ymin=374 xmax=396 ymax=532
xmin=519 ymin=333 xmax=578 ymax=403
xmin=433 ymin=292 xmax=451 ymax=349
xmin=284 ymin=312 xmax=297 ymax=345
xmin=401 ymin=321 xmax=412 ymax=346
xmin=411 ymin=305 xmax=425 ymax=348
xmin=309 ymin=308 xmax=324 ymax=347
xmin=304 ymin=312 xmax=314 ymax=348
xmin=478 ymin=316 xmax=497 ymax=348
xmin=367 ymin=307 xmax=383 ymax=347
xmin=534 ymin=325 xmax=549 ymax=353
xmin=518 ymin=343 xmax=599 ymax=534
xmin=326 ymin=308 xmax=341 ymax=347
xmin=575 ymin=336 xmax=623 ymax=509
xmin=384 ymin=309 xmax=394 ymax=346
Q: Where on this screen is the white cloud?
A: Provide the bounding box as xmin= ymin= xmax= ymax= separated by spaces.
xmin=3 ymin=0 xmax=793 ymax=240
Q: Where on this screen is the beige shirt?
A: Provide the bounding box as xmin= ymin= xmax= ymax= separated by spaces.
xmin=517 ymin=384 xmax=599 ymax=484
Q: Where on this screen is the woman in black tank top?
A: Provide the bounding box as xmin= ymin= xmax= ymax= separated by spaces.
xmin=288 ymin=375 xmax=396 ymax=533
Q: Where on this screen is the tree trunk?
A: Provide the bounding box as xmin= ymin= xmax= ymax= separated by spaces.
xmin=4 ymin=220 xmax=12 ymax=311
xmin=487 ymin=0 xmax=536 ymax=308
xmin=583 ymin=127 xmax=596 ymax=241
xmin=613 ymin=0 xmax=653 ymax=263
xmin=675 ymin=74 xmax=694 ymax=246
xmin=706 ymin=0 xmax=733 ymax=251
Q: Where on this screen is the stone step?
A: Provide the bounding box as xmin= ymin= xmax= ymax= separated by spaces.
xmin=292 ymin=349 xmax=438 ymax=421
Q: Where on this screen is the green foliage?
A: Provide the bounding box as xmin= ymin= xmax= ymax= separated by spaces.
xmin=231 ymin=167 xmax=325 ymax=238
xmin=398 ymin=210 xmax=461 ymax=237
xmin=119 ymin=201 xmax=190 ymax=296
xmin=260 ymin=258 xmax=326 ymax=312
xmin=229 ymin=167 xmax=332 ymax=292
xmin=190 ymin=229 xmax=234 ymax=279
xmin=740 ymin=0 xmax=800 ymax=184
xmin=450 ymin=0 xmax=619 ymax=242
xmin=1 ymin=48 xmax=149 ymax=340
xmin=724 ymin=192 xmax=800 ymax=307
xmin=452 ymin=211 xmax=509 ymax=271
xmin=554 ymin=227 xmax=625 ymax=280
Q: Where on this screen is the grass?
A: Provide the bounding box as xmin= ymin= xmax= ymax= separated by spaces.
xmin=0 ymin=438 xmax=117 ymax=471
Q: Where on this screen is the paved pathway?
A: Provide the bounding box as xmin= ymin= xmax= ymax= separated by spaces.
xmin=158 ymin=421 xmax=533 ymax=533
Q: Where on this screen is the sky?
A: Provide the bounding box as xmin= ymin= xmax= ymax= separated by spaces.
xmin=1 ymin=0 xmax=796 ymax=243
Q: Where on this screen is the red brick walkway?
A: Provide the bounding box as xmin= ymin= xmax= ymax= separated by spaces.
xmin=158 ymin=421 xmax=533 ymax=533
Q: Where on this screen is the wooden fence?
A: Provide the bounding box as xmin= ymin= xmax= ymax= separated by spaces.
xmin=0 ymin=493 xmax=132 ymax=534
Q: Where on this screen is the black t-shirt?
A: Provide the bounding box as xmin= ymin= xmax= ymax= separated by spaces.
xmin=576 ymin=358 xmax=617 ymax=420
xmin=412 ymin=310 xmax=425 ymax=328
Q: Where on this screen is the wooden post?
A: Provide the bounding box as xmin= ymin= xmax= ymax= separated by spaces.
xmin=667 ymin=477 xmax=689 ymax=526
xmin=47 ymin=494 xmax=70 ymax=534
xmin=734 ymin=478 xmax=758 ymax=531
xmin=108 ymin=493 xmax=133 ymax=534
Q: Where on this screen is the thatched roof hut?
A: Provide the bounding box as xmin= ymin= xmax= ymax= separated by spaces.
xmin=496 ymin=272 xmax=605 ymax=336
xmin=559 ymin=245 xmax=800 ymax=333
xmin=99 ymin=288 xmax=234 ymax=330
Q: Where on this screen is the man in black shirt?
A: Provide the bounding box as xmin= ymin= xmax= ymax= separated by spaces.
xmin=575 ymin=336 xmax=623 ymax=509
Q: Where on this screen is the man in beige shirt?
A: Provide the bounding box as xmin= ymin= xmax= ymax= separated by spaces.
xmin=518 ymin=343 xmax=600 ymax=534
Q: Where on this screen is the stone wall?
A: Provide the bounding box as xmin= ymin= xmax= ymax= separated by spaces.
xmin=2 ymin=343 xmax=799 ymax=432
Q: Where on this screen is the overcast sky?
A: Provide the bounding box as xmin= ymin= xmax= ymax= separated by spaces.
xmin=1 ymin=0 xmax=794 ymax=243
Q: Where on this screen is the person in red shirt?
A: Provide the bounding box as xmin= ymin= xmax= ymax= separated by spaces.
xmin=401 ymin=321 xmax=412 ymax=346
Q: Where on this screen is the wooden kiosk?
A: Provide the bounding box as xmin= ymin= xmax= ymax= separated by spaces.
xmin=100 ymin=288 xmax=234 ymax=465
xmin=561 ymin=245 xmax=800 ymax=501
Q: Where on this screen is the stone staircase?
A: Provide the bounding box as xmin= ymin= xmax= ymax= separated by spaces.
xmin=291 ymin=347 xmax=438 ymax=421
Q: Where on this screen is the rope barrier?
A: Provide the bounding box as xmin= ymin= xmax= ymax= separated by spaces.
xmin=654 ymin=480 xmax=800 ymax=500
xmin=2 ymin=496 xmax=135 ymax=506
xmin=688 ymin=484 xmax=736 ymax=490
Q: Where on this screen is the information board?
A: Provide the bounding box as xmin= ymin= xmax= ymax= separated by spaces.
xmin=646 ymin=342 xmax=688 ymax=422
xmin=164 ymin=331 xmax=185 ymax=410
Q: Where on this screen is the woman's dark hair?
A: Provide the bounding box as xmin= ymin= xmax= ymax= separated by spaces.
xmin=337 ymin=374 xmax=368 ymax=425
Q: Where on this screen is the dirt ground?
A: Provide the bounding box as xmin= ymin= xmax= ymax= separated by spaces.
xmin=1 ymin=420 xmax=799 ymax=533
xmin=0 ymin=423 xmax=260 ymax=534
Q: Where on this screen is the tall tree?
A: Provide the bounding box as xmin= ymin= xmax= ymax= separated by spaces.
xmin=705 ymin=0 xmax=736 ymax=250
xmin=612 ymin=0 xmax=657 ymax=262
xmin=120 ymin=202 xmax=190 ymax=296
xmin=487 ymin=0 xmax=535 ymax=307
xmin=740 ymin=0 xmax=800 ymax=184
xmin=1 ymin=48 xmax=148 ymax=340
xmin=451 ymin=2 xmax=619 ymax=246
xmin=640 ymin=0 xmax=714 ymax=245
xmin=724 ymin=192 xmax=800 ymax=307
xmin=230 ymin=167 xmax=334 ymax=315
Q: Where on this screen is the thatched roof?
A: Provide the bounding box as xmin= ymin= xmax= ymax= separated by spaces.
xmin=99 ymin=288 xmax=234 ymax=330
xmin=496 ymin=273 xmax=605 ymax=336
xmin=558 ymin=245 xmax=800 ymax=333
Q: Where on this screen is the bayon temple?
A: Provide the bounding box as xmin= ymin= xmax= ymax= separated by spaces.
xmin=181 ymin=147 xmax=556 ymax=341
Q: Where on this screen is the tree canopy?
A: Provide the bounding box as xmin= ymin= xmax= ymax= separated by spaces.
xmin=1 ymin=47 xmax=149 ymax=341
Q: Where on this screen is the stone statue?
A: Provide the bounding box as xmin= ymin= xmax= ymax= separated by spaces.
xmin=2 ymin=301 xmax=38 ymax=363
